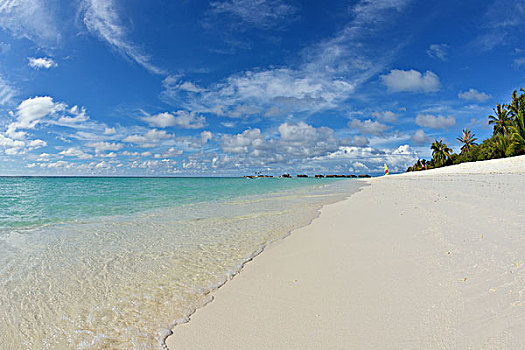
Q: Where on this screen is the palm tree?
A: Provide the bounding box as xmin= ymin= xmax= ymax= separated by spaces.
xmin=496 ymin=134 xmax=512 ymax=157
xmin=507 ymin=89 xmax=525 ymax=120
xmin=456 ymin=128 xmax=478 ymax=153
xmin=488 ymin=104 xmax=511 ymax=136
xmin=509 ymin=109 xmax=525 ymax=155
xmin=431 ymin=139 xmax=452 ymax=167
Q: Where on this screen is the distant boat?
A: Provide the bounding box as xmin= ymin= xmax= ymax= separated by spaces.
xmin=296 ymin=174 xmax=308 ymax=178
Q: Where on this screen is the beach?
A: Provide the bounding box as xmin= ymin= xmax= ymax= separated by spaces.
xmin=167 ymin=155 xmax=525 ymax=349
xmin=0 ymin=177 xmax=360 ymax=349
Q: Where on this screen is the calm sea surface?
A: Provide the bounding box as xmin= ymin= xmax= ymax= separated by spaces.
xmin=0 ymin=177 xmax=361 ymax=349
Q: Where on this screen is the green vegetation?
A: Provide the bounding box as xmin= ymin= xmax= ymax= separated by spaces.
xmin=407 ymin=88 xmax=525 ymax=172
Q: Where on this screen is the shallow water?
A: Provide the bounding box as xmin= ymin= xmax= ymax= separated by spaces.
xmin=0 ymin=177 xmax=361 ymax=349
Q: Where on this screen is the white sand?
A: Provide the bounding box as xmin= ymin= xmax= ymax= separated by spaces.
xmin=166 ymin=155 xmax=525 ymax=349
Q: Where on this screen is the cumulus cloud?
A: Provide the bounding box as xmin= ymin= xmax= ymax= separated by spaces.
xmin=103 ymin=127 xmax=116 ymax=135
xmin=371 ymin=110 xmax=398 ymax=123
xmin=410 ymin=129 xmax=432 ymax=146
xmin=221 ymin=128 xmax=264 ymax=154
xmin=349 ymin=119 xmax=390 ymax=136
xmin=427 ymin=44 xmax=448 ymax=61
xmin=59 ymin=147 xmax=93 ymax=159
xmin=122 ymin=128 xmax=173 ymax=146
xmin=86 ymin=141 xmax=123 ymax=153
xmin=381 ymin=69 xmax=440 ymax=93
xmin=219 ymin=122 xmax=340 ymax=166
xmin=28 ymin=139 xmax=47 ymax=148
xmin=458 ymin=88 xmax=491 ymax=102
xmin=142 ymin=111 xmax=206 ymax=129
xmin=28 ymin=57 xmax=57 ymax=69
xmin=313 ymin=144 xmax=418 ymax=174
xmin=200 ymin=131 xmax=213 ymax=144
xmin=57 ymin=105 xmax=89 ymax=124
xmin=4 ymin=96 xmax=96 ymax=140
xmin=153 ymin=147 xmax=183 ymax=159
xmin=6 ymin=96 xmax=64 ymax=139
xmin=342 ymin=135 xmax=370 ymax=147
xmin=415 ymin=114 xmax=456 ymax=129
xmin=0 ymin=134 xmax=25 ymax=149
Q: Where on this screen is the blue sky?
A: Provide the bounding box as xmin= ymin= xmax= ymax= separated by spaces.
xmin=0 ymin=0 xmax=524 ymax=176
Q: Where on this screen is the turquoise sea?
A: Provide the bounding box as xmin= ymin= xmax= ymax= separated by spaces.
xmin=0 ymin=177 xmax=361 ymax=349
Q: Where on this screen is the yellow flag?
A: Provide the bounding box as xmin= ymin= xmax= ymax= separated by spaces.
xmin=384 ymin=163 xmax=389 ymax=175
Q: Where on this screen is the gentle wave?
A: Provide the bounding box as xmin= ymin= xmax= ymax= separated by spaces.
xmin=0 ymin=178 xmax=361 ymax=349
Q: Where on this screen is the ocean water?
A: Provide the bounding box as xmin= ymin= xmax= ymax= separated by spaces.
xmin=0 ymin=177 xmax=362 ymax=349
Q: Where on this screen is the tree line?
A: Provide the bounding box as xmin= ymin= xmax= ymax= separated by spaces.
xmin=407 ymin=87 xmax=525 ymax=172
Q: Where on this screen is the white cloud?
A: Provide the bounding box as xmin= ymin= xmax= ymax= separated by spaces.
xmin=0 ymin=75 xmax=15 ymax=105
xmin=59 ymin=147 xmax=93 ymax=159
xmin=166 ymin=68 xmax=356 ymax=117
xmin=0 ymin=41 xmax=10 ymax=54
xmin=200 ymin=131 xmax=212 ymax=144
xmin=349 ymin=135 xmax=369 ymax=147
xmin=349 ymin=119 xmax=390 ymax=136
xmin=458 ymin=88 xmax=491 ymax=102
xmin=122 ymin=151 xmax=139 ymax=156
xmin=220 ymin=122 xmax=339 ymax=164
xmin=221 ymin=128 xmax=264 ymax=154
xmin=45 ymin=160 xmax=72 ymax=169
xmin=0 ymin=0 xmax=59 ymax=45
xmin=472 ymin=0 xmax=525 ymax=51
xmin=371 ymin=110 xmax=398 ymax=123
xmin=5 ymin=147 xmax=22 ymax=155
xmin=427 ymin=44 xmax=448 ymax=61
xmin=142 ymin=111 xmax=206 ymax=129
xmin=177 ymin=80 xmax=205 ymax=93
xmin=7 ymin=96 xmax=64 ymax=139
xmin=103 ymin=127 xmax=116 ymax=135
xmin=28 ymin=139 xmax=47 ymax=148
xmin=351 ymin=161 xmax=368 ymax=171
xmin=81 ymin=0 xmax=165 ymax=75
xmin=123 ymin=128 xmax=173 ymax=145
xmin=0 ymin=134 xmax=25 ymax=148
xmin=57 ymin=105 xmax=89 ymax=124
xmin=381 ymin=69 xmax=440 ymax=93
xmin=164 ymin=0 xmax=412 ymax=118
xmin=314 ymin=144 xmax=418 ymax=174
xmin=28 ymin=57 xmax=57 ymax=69
xmin=514 ymin=57 xmax=525 ymax=66
xmin=86 ymin=141 xmax=123 ymax=152
xmin=410 ymin=129 xmax=432 ymax=146
xmin=153 ymin=147 xmax=182 ymax=159
xmin=415 ymin=114 xmax=456 ymax=129
xmin=208 ymin=0 xmax=299 ymax=30
xmin=351 ymin=0 xmax=409 ymax=25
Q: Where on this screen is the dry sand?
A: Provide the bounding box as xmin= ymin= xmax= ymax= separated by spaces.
xmin=166 ymin=156 xmax=525 ymax=349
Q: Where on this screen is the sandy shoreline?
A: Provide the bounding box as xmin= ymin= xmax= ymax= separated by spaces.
xmin=166 ymin=156 xmax=525 ymax=349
